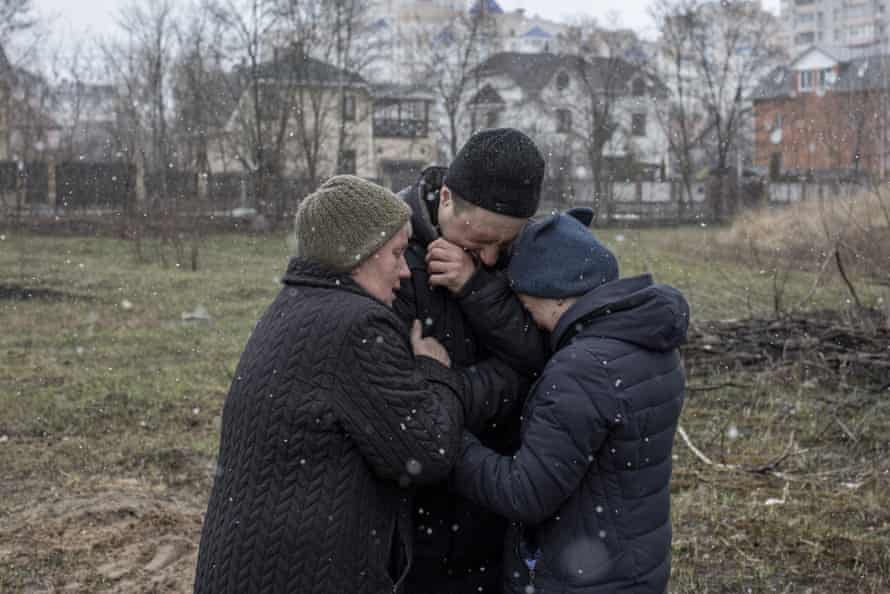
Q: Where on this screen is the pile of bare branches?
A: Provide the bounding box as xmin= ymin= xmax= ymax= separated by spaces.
xmin=683 ymin=309 xmax=890 ymax=391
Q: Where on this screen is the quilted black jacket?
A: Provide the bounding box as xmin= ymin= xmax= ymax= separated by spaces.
xmin=394 ymin=169 xmax=548 ymax=593
xmin=455 ymin=275 xmax=689 ymax=594
xmin=193 ymin=258 xmax=465 ymax=594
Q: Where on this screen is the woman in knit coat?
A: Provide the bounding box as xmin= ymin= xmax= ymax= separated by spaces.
xmin=194 ymin=176 xmax=465 ymax=594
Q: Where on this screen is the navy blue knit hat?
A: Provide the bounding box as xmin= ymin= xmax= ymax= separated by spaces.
xmin=509 ymin=208 xmax=618 ymax=298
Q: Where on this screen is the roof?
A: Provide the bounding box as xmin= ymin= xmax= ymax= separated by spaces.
xmin=793 ymin=44 xmax=885 ymax=66
xmin=251 ymin=46 xmax=366 ymax=86
xmin=522 ymin=26 xmax=552 ymax=39
xmin=468 ymin=84 xmax=505 ymax=106
xmin=472 ymin=51 xmax=663 ymax=98
xmin=751 ymin=66 xmax=793 ymax=100
xmin=833 ymin=55 xmax=890 ymax=92
xmin=469 ymin=0 xmax=504 ymax=15
xmin=753 ymin=49 xmax=890 ymax=100
xmin=473 ymin=52 xmax=574 ymax=95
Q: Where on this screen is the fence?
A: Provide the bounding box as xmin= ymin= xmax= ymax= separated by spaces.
xmin=0 ymin=161 xmax=315 ymax=220
xmin=0 ymin=160 xmax=871 ymax=225
xmin=538 ymin=178 xmax=865 ymax=224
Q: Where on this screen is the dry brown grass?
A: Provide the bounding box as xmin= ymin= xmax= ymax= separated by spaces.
xmin=717 ymin=188 xmax=890 ymax=280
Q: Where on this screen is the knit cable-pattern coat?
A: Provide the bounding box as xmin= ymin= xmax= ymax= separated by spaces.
xmin=194 ymin=258 xmax=465 ymax=594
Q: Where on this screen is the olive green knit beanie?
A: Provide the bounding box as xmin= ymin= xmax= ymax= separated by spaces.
xmin=294 ymin=175 xmax=411 ymax=271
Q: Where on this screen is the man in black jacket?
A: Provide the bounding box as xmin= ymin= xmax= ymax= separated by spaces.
xmin=393 ymin=128 xmax=550 ymax=593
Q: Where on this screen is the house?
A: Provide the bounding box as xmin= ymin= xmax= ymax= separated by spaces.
xmin=752 ymin=45 xmax=890 ymax=178
xmin=371 ymin=83 xmax=436 ymax=190
xmin=209 ymin=46 xmax=376 ymax=181
xmin=208 ymin=46 xmax=439 ymax=194
xmin=51 ymin=80 xmax=118 ymax=162
xmin=465 ymin=51 xmax=670 ymax=199
xmin=0 ymin=45 xmax=61 ymax=163
xmin=653 ymin=0 xmax=787 ymax=174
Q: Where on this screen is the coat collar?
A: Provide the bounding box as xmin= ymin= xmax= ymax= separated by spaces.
xmin=281 ymin=257 xmax=391 ymax=309
xmin=402 ymin=167 xmax=447 ymax=249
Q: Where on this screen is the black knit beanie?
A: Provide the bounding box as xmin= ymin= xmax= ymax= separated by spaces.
xmin=443 ymin=128 xmax=545 ymax=218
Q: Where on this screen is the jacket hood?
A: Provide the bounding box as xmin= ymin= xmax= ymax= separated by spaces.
xmin=551 ymin=274 xmax=690 ymax=352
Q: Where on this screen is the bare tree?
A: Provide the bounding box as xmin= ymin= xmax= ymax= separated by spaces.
xmin=208 ymin=0 xmax=324 ymax=220
xmin=560 ymin=21 xmax=643 ymax=223
xmin=173 ymin=3 xmax=228 ymax=175
xmin=49 ymin=39 xmax=115 ymax=162
xmin=207 ymin=0 xmax=372 ymax=223
xmin=661 ymin=0 xmax=785 ymax=220
xmin=651 ymin=0 xmax=711 ymax=218
xmin=415 ymin=10 xmax=491 ymax=160
xmin=0 ymin=0 xmax=36 ymax=47
xmin=103 ymin=0 xmax=178 ymax=209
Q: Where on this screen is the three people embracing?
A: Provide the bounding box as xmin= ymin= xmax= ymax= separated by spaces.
xmin=194 ymin=128 xmax=690 ymax=594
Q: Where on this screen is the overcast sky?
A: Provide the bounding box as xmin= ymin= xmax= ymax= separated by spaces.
xmin=33 ymin=0 xmax=782 ymax=44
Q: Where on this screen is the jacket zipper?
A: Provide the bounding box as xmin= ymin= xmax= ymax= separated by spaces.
xmin=520 ymin=525 xmax=541 ymax=591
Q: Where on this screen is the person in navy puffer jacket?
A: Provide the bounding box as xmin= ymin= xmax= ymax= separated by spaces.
xmin=453 ymin=207 xmax=689 ymax=594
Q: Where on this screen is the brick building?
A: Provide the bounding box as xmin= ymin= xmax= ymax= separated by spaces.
xmin=753 ymin=45 xmax=890 ymax=178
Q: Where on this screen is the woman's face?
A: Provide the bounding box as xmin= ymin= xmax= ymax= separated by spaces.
xmin=351 ymin=223 xmax=412 ymax=307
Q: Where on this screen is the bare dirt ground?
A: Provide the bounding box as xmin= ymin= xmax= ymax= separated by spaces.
xmin=1 ymin=474 xmax=205 ymax=593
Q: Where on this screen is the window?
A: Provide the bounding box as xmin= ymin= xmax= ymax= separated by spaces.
xmin=632 ymin=78 xmax=646 ymax=97
xmin=848 ymin=23 xmax=875 ymax=43
xmin=556 ymin=71 xmax=570 ymax=91
xmin=556 ymin=108 xmax=572 ymax=133
xmin=631 ymin=113 xmax=646 ymax=137
xmin=485 ymin=110 xmax=499 ymax=128
xmin=342 ymin=94 xmax=356 ymax=122
xmin=795 ymin=31 xmax=816 ymax=44
xmin=799 ymin=70 xmax=814 ymax=90
xmin=339 ymin=149 xmax=356 ymax=175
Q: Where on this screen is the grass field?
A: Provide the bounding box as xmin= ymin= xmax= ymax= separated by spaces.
xmin=1 ymin=227 xmax=888 ymax=593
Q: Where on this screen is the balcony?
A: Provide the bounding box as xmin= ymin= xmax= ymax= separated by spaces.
xmin=373 ymin=118 xmax=429 ymax=138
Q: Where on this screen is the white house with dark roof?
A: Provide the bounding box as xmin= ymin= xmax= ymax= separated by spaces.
xmin=465 ymin=51 xmax=671 ymax=197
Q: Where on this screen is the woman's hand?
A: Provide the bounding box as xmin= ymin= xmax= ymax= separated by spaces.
xmin=411 ymin=320 xmax=451 ymax=368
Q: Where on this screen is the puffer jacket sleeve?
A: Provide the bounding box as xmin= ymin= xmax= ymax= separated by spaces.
xmin=452 ymin=358 xmax=612 ymax=525
xmin=394 ymin=248 xmax=527 ymax=433
xmin=333 ymin=310 xmax=465 ymax=486
xmin=456 ymin=356 xmax=528 ymax=434
xmin=456 ymin=266 xmax=549 ymax=373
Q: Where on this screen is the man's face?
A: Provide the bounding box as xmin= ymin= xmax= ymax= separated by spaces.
xmin=351 ymin=223 xmax=412 ymax=307
xmin=437 ymin=186 xmax=527 ymax=267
